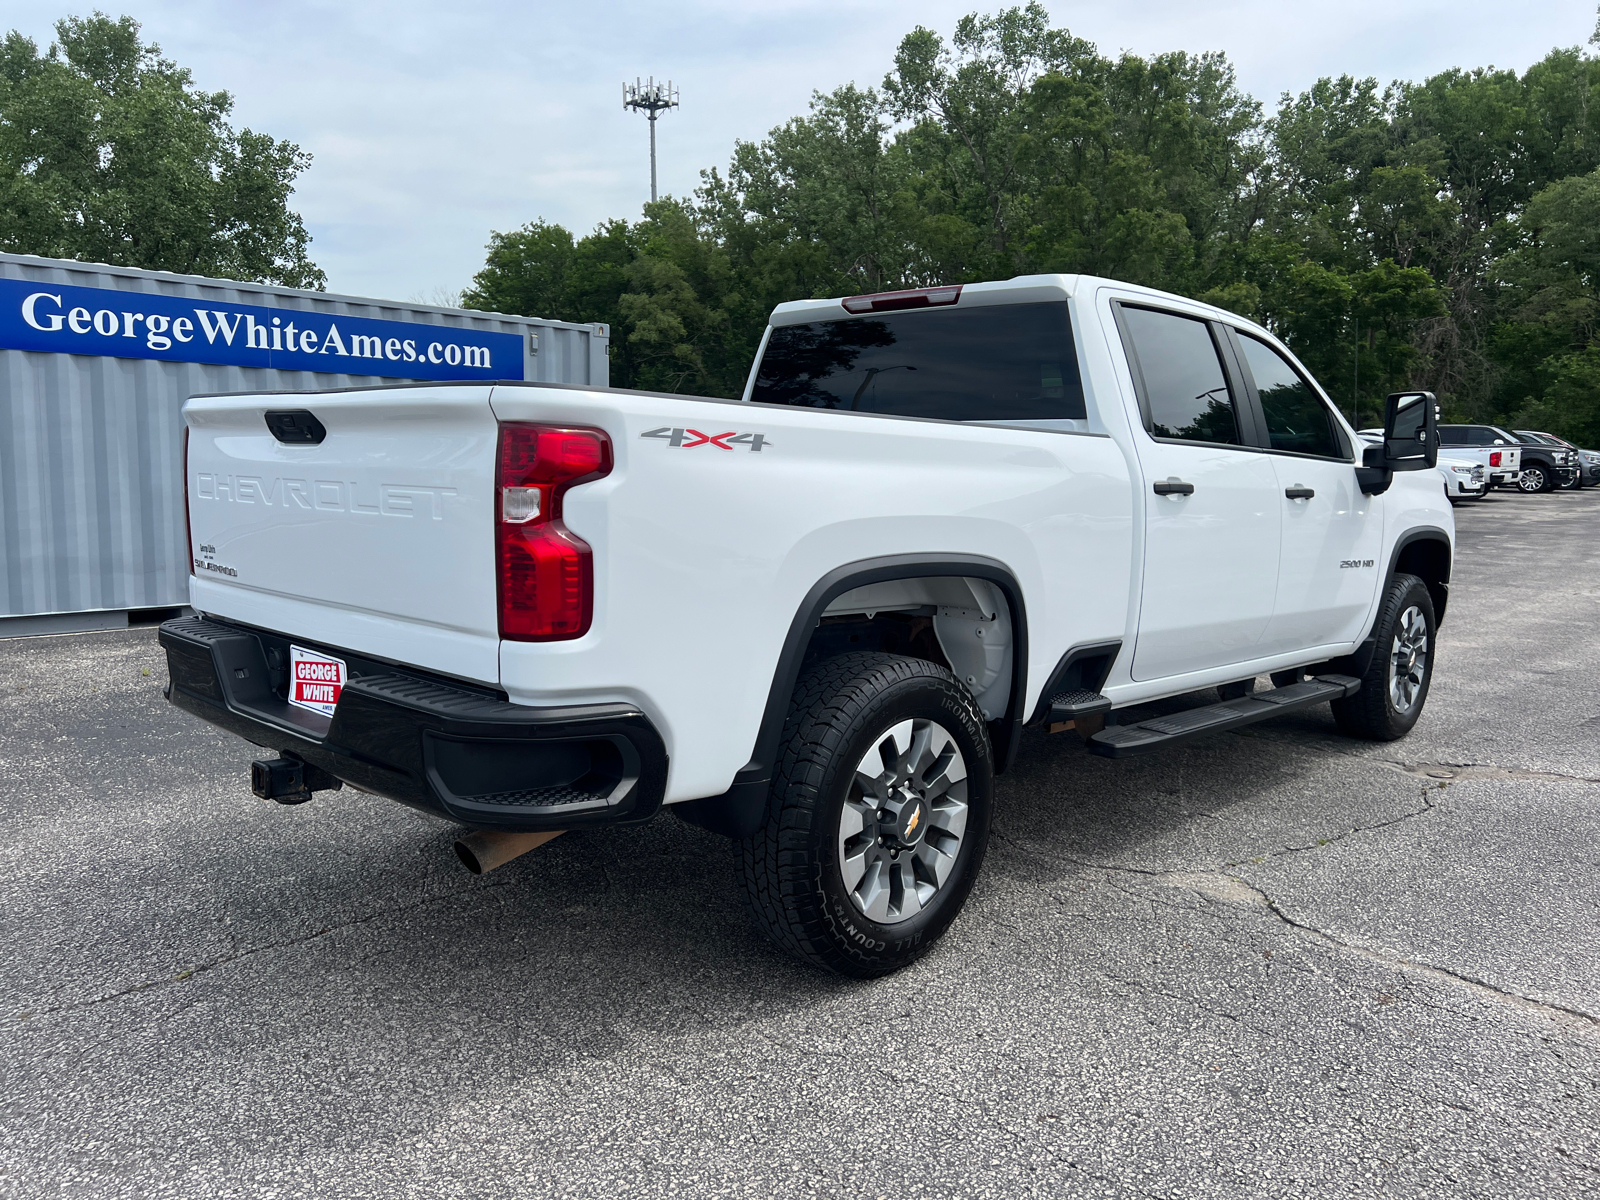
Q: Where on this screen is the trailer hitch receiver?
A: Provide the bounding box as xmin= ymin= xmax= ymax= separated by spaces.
xmin=251 ymin=755 xmax=344 ymax=805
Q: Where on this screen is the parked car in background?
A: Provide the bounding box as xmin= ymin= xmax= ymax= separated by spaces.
xmin=1360 ymin=433 xmax=1485 ymax=504
xmin=1515 ymin=430 xmax=1595 ymax=489
xmin=1366 ymin=424 xmax=1522 ymax=490
xmin=1477 ymin=426 xmax=1576 ymax=492
xmin=1437 ymin=455 xmax=1489 ymax=503
xmin=1582 ymin=449 xmax=1600 ymax=487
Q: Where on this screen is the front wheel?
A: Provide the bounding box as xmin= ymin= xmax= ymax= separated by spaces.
xmin=1518 ymin=465 xmax=1551 ymax=493
xmin=736 ymin=652 xmax=993 ymax=977
xmin=1331 ymin=573 xmax=1436 ymax=741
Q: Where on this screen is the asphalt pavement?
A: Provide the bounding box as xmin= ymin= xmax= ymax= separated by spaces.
xmin=1 ymin=487 xmax=1596 ymax=1199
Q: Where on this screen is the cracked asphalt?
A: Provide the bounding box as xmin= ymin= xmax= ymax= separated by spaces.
xmin=2 ymin=487 xmax=1597 ymax=1199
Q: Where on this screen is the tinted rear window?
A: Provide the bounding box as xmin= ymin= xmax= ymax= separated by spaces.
xmin=749 ymin=302 xmax=1085 ymax=422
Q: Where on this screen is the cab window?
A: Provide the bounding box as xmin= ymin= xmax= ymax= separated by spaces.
xmin=1118 ymin=306 xmax=1240 ymax=445
xmin=1237 ymin=335 xmax=1345 ymax=459
xmin=750 ymin=302 xmax=1085 ymax=422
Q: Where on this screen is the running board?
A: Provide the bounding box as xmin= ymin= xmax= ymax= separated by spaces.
xmin=1048 ymin=688 xmax=1113 ymax=721
xmin=1087 ymin=675 xmax=1360 ymax=758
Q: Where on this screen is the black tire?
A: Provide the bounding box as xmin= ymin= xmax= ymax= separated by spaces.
xmin=1559 ymin=470 xmax=1581 ymax=490
xmin=736 ymin=652 xmax=993 ymax=978
xmin=1331 ymin=573 xmax=1436 ymax=741
xmin=1518 ymin=465 xmax=1551 ymax=493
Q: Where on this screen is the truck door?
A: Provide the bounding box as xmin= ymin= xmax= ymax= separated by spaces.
xmin=1228 ymin=331 xmax=1384 ymax=654
xmin=1113 ymin=303 xmax=1282 ymax=681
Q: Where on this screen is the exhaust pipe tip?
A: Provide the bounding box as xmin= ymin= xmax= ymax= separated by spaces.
xmin=453 ymin=828 xmax=564 ymax=875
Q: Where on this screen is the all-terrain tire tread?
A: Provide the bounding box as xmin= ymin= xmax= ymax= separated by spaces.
xmin=736 ymin=652 xmax=987 ymax=975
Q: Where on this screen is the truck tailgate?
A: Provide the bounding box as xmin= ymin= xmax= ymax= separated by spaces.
xmin=184 ymin=386 xmax=501 ymax=685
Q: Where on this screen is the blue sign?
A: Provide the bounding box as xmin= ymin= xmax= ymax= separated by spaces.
xmin=0 ymin=278 xmax=524 ymax=381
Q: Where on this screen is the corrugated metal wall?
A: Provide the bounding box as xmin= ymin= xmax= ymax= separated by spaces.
xmin=0 ymin=253 xmax=609 ymax=620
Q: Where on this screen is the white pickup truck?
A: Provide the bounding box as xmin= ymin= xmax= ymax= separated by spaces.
xmin=162 ymin=275 xmax=1454 ymax=977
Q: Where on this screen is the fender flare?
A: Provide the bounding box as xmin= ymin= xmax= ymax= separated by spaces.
xmin=674 ymin=553 xmax=1029 ymax=838
xmin=1335 ymin=526 xmax=1453 ymax=677
xmin=1385 ymin=526 xmax=1452 ymax=627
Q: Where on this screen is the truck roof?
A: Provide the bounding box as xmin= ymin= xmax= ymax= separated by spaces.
xmin=767 ymin=274 xmax=1275 ymax=344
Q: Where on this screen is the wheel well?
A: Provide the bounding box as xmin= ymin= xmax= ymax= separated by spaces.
xmin=802 ymin=612 xmax=951 ymax=674
xmin=672 ymin=556 xmax=1027 ymax=840
xmin=1395 ymin=536 xmax=1451 ymax=624
xmin=801 ymin=574 xmax=1016 ymax=723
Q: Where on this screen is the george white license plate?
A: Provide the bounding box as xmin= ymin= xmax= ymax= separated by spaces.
xmin=288 ymin=645 xmax=347 ymax=717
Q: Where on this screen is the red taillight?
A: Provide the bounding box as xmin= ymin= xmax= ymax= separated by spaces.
xmin=841 ymin=285 xmax=962 ymax=314
xmin=496 ymin=423 xmax=612 ymax=641
xmin=1490 ymin=452 xmax=1501 ymax=467
xmin=183 ymin=426 xmax=194 ymax=576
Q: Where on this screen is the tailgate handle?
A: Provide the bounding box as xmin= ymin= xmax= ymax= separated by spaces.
xmin=265 ymin=410 xmax=327 ymax=445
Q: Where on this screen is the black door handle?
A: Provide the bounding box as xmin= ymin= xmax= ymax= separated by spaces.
xmin=1284 ymin=486 xmax=1315 ymax=499
xmin=1152 ymin=478 xmax=1194 ymax=496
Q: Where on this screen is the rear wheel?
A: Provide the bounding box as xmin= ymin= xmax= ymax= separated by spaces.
xmin=1332 ymin=573 xmax=1436 ymax=741
xmin=1518 ymin=465 xmax=1551 ymax=493
xmin=736 ymin=652 xmax=993 ymax=977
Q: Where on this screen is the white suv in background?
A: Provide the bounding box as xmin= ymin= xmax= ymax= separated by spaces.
xmin=1359 ymin=433 xmax=1485 ymax=503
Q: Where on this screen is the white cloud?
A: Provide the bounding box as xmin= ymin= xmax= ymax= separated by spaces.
xmin=1 ymin=0 xmax=1592 ymax=300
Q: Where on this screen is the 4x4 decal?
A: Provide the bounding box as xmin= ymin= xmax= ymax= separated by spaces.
xmin=641 ymin=427 xmax=771 ymax=451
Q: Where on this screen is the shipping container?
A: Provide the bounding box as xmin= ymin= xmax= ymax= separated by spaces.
xmin=0 ymin=253 xmax=608 ymax=635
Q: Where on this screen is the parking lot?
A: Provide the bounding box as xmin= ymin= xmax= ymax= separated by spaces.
xmin=1 ymin=486 xmax=1596 ymax=1200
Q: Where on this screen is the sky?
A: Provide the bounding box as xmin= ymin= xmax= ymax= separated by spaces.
xmin=1 ymin=0 xmax=1595 ymax=303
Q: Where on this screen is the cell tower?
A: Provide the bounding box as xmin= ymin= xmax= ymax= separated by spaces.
xmin=622 ymin=77 xmax=680 ymax=204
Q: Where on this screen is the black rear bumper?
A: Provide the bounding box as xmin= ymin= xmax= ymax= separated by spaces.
xmin=159 ymin=616 xmax=668 ymax=831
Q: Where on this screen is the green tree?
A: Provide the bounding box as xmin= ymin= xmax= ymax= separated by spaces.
xmin=0 ymin=13 xmax=323 ymax=287
xmin=1491 ymin=166 xmax=1600 ymax=438
xmin=463 ymin=4 xmax=1600 ymax=434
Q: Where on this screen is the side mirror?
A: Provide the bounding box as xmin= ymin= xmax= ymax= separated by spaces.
xmin=1356 ymin=390 xmax=1438 ymax=494
xmin=1383 ymin=391 xmax=1437 ymax=472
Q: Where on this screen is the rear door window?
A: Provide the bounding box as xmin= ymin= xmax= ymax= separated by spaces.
xmin=1236 ymin=335 xmax=1345 ymax=459
xmin=749 ymin=302 xmax=1084 ymax=422
xmin=1118 ymin=306 xmax=1240 ymax=445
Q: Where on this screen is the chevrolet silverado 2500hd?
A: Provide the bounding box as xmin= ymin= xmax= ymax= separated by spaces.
xmin=161 ymin=275 xmax=1452 ymax=977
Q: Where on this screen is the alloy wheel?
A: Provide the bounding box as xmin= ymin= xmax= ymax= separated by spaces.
xmin=1388 ymin=605 xmax=1429 ymax=714
xmin=838 ymin=718 xmax=969 ymax=925
xmin=1518 ymin=467 xmax=1546 ymax=492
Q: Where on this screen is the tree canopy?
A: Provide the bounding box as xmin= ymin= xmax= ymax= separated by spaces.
xmin=466 ymin=3 xmax=1600 ymax=444
xmin=0 ymin=13 xmax=324 ymax=288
